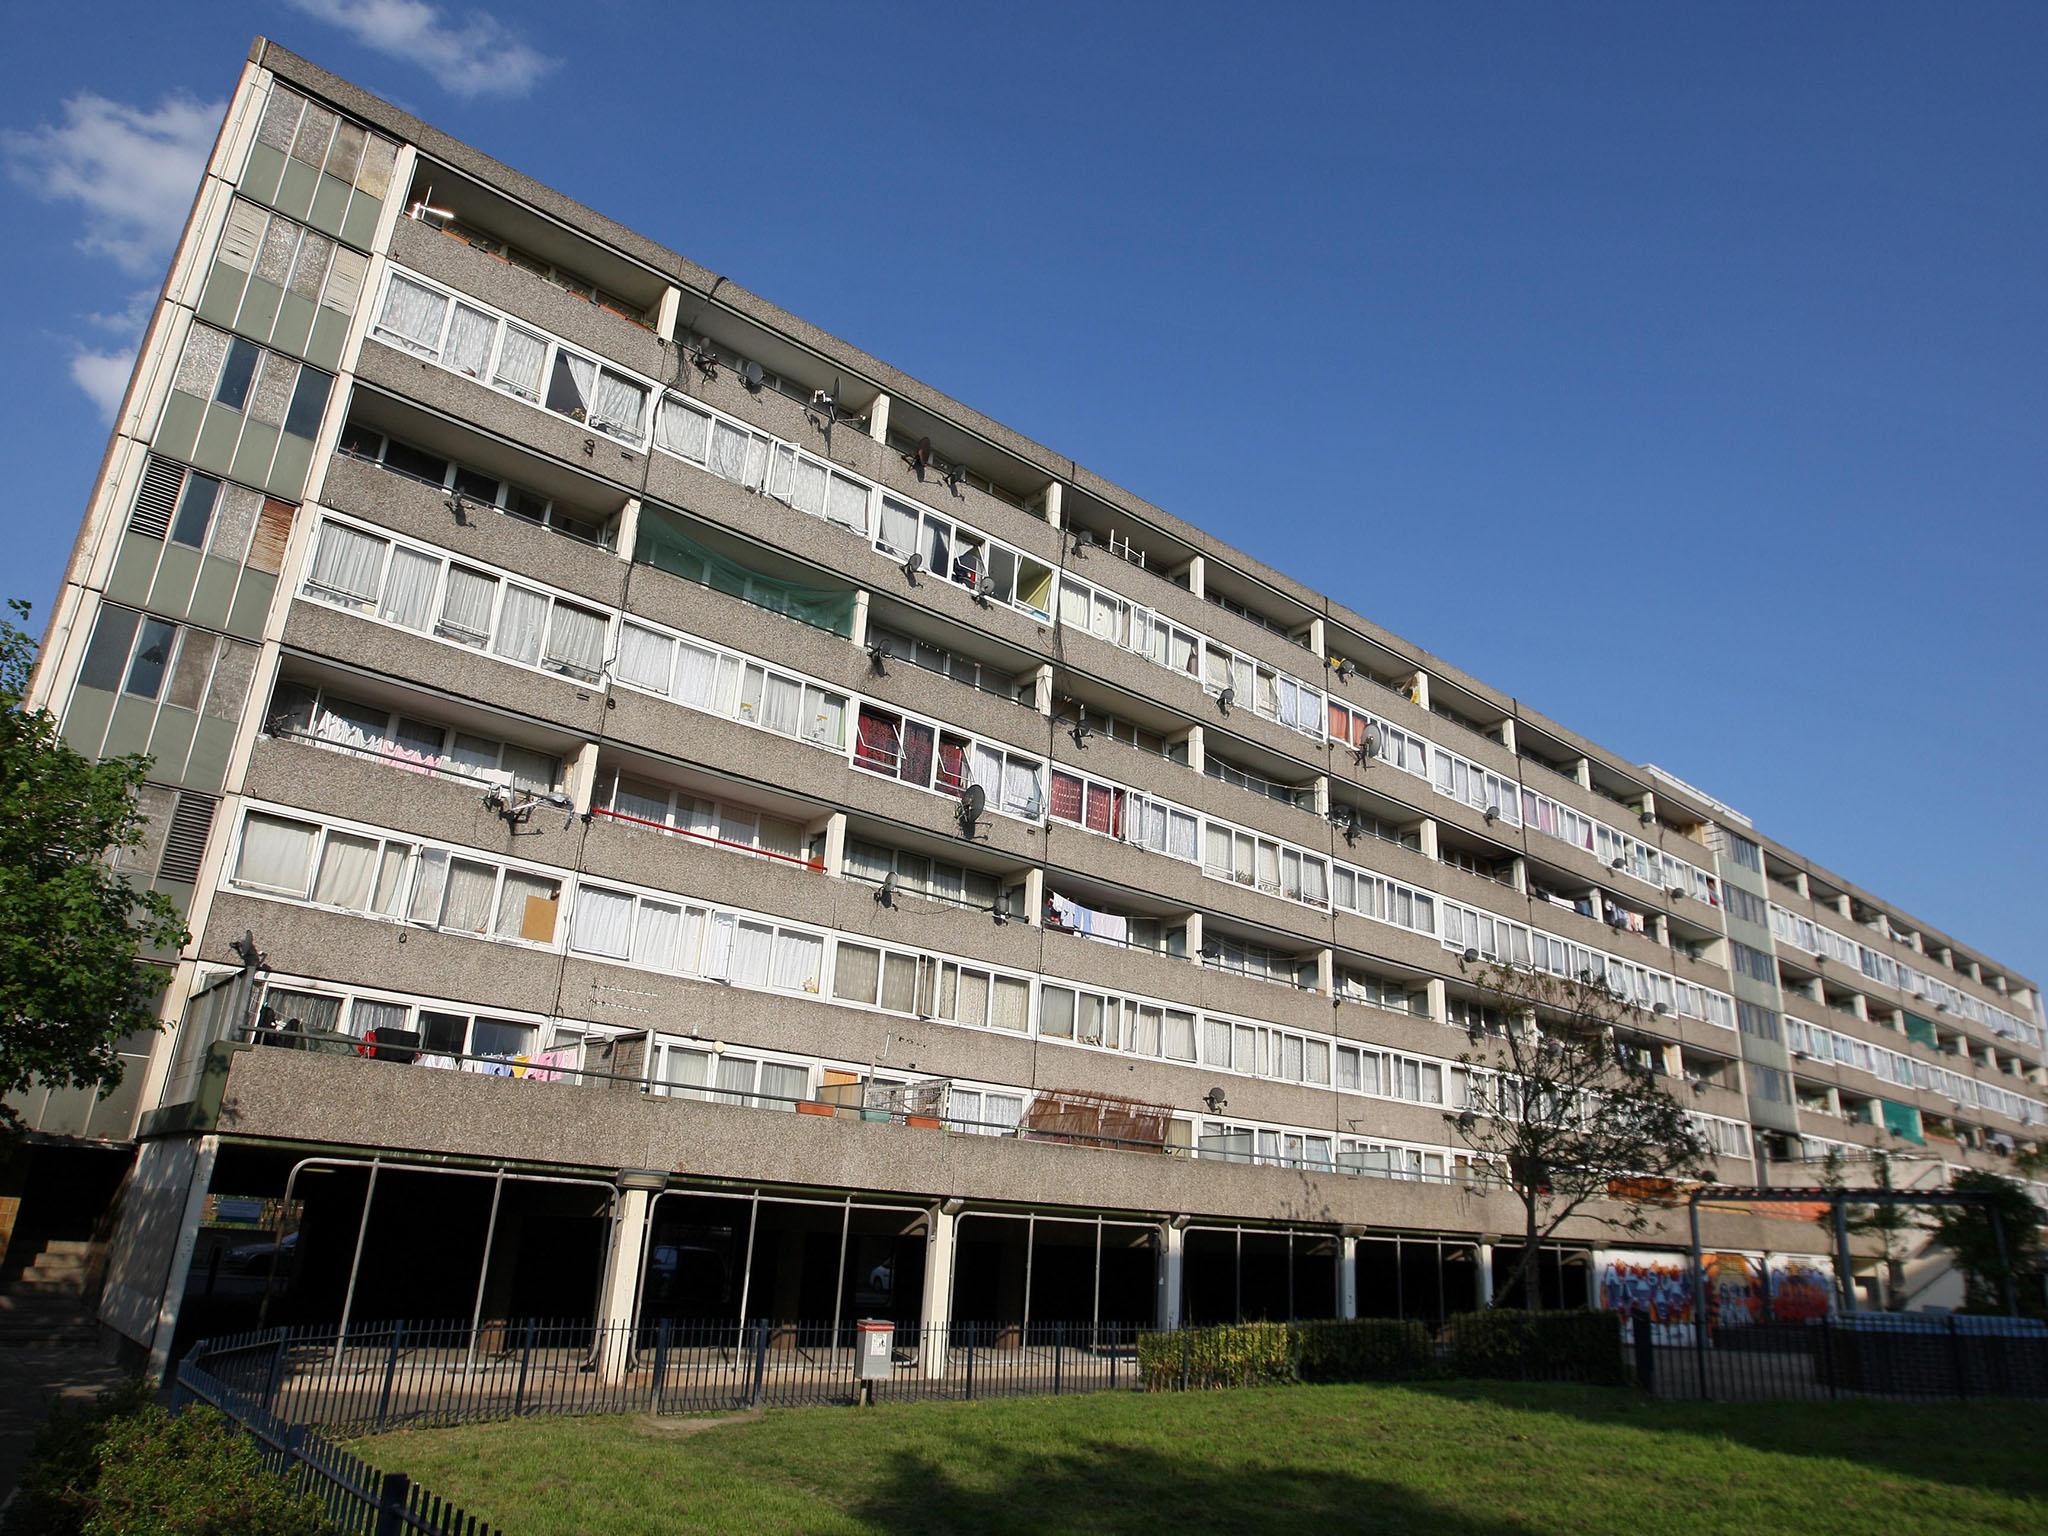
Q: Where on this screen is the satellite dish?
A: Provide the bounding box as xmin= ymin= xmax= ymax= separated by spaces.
xmin=1337 ymin=659 xmax=1357 ymax=682
xmin=691 ymin=343 xmax=719 ymax=378
xmin=875 ymin=873 xmax=897 ymax=908
xmin=866 ymin=642 xmax=889 ymax=675
xmin=740 ymin=359 xmax=765 ymax=393
xmin=902 ymin=552 xmax=923 ymax=583
xmin=957 ymin=782 xmax=987 ymax=835
xmin=1216 ymin=686 xmax=1234 ymax=716
xmin=905 ymin=437 xmax=932 ymax=479
xmin=1483 ymin=804 xmax=1499 ymax=824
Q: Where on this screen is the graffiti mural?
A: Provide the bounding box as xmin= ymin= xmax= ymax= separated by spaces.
xmin=1595 ymin=1250 xmax=1768 ymax=1327
xmin=1767 ymin=1256 xmax=1835 ymax=1321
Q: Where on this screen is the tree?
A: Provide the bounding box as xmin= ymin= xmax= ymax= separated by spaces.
xmin=1928 ymin=1170 xmax=2045 ymax=1317
xmin=1815 ymin=1143 xmax=1922 ymax=1309
xmin=1442 ymin=960 xmax=1714 ymax=1310
xmin=0 ymin=600 xmax=186 ymax=1138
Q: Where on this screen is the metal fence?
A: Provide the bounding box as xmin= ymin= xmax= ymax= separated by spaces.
xmin=173 ymin=1346 xmax=502 ymax=1534
xmin=188 ymin=1317 xmax=1148 ymax=1433
xmin=1634 ymin=1313 xmax=2048 ymax=1402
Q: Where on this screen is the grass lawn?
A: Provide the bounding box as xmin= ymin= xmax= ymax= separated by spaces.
xmin=354 ymin=1381 xmax=2048 ymax=1536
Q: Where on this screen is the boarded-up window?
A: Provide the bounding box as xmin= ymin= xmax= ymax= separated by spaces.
xmin=247 ymin=497 xmax=295 ymax=574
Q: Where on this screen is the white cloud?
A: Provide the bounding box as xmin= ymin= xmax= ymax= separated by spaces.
xmin=2 ymin=93 xmax=221 ymax=273
xmin=285 ymin=0 xmax=558 ymax=99
xmin=70 ymin=347 xmax=135 ymax=422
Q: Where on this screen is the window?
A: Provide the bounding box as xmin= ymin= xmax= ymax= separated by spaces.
xmin=337 ymin=423 xmax=612 ymax=549
xmin=605 ymin=776 xmax=811 ymax=867
xmin=1202 ymin=821 xmax=1329 ymax=906
xmin=612 ymin=618 xmax=849 ymax=752
xmin=1724 ymin=884 xmax=1769 ymax=926
xmin=844 ymin=838 xmax=1018 ymax=914
xmin=1331 ymin=863 xmax=1436 ymax=935
xmin=1731 ymin=942 xmax=1777 ymax=984
xmin=265 ymin=681 xmax=558 ymax=792
xmin=371 ymin=267 xmax=652 ymax=446
xmin=77 ymin=606 xmax=183 ymax=699
xmin=852 ymin=704 xmax=1042 ymax=818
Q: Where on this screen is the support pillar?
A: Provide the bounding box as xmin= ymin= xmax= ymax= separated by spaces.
xmin=1184 ymin=724 xmax=1206 ymax=773
xmin=865 ymin=393 xmax=891 ymax=445
xmin=850 ymin=589 xmax=870 ymax=649
xmin=599 ymin=1175 xmax=660 ymax=1381
xmin=1338 ymin=1233 xmax=1359 ymax=1319
xmin=1416 ymin=818 xmax=1440 ymax=861
xmin=1304 ymin=617 xmax=1326 ymax=661
xmin=1311 ymin=774 xmax=1330 ymax=816
xmin=655 ymin=288 xmax=681 ymax=343
xmin=569 ymin=741 xmax=602 ymax=815
xmin=1424 ymin=977 xmax=1448 ymax=1024
xmin=820 ymin=810 xmax=848 ymax=877
xmin=1157 ymin=1222 xmax=1185 ymax=1330
xmin=613 ymin=497 xmax=641 ymax=562
xmin=1032 ymin=663 xmax=1054 ymax=717
xmin=1183 ymin=554 xmax=1205 ymax=600
xmin=920 ymin=1201 xmax=958 ymax=1377
xmin=1022 ymin=866 xmax=1046 ymax=926
xmin=1475 ymin=1241 xmax=1495 ymax=1309
xmin=1038 ymin=480 xmax=1062 ymax=529
xmin=1406 ymin=671 xmax=1430 ymax=712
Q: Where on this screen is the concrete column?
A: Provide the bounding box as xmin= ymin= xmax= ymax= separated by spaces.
xmin=1184 ymin=554 xmax=1205 ymax=600
xmin=1032 ymin=664 xmax=1053 ymax=717
xmin=598 ymin=1182 xmax=656 ymax=1380
xmin=1497 ymin=717 xmax=1517 ymax=755
xmin=866 ymin=393 xmax=891 ymax=445
xmin=1184 ymin=724 xmax=1206 ymax=773
xmin=1038 ymin=480 xmax=1062 ymax=530
xmin=850 ymin=588 xmax=871 ymax=649
xmin=1574 ymin=757 xmax=1593 ymax=791
xmin=1311 ymin=775 xmax=1330 ymax=816
xmin=1406 ymin=671 xmax=1430 ymax=711
xmin=145 ymin=1135 xmax=221 ymax=1382
xmin=1023 ymin=867 xmax=1046 ymax=926
xmin=1508 ymin=855 xmax=1528 ymax=895
xmin=919 ymin=1202 xmax=957 ymax=1377
xmin=821 ymin=810 xmax=848 ymax=876
xmin=1416 ymin=818 xmax=1440 ymax=861
xmin=613 ymin=497 xmax=641 ymax=562
xmin=1184 ymin=912 xmax=1204 ymax=962
xmin=1305 ymin=617 xmax=1326 ymax=661
xmin=1156 ymin=1222 xmax=1185 ymax=1330
xmin=1424 ymin=977 xmax=1448 ymax=1023
xmin=1476 ymin=1242 xmax=1495 ymax=1309
xmin=655 ymin=288 xmax=681 ymax=344
xmin=569 ymin=741 xmax=602 ymax=814
xmin=1338 ymin=1234 xmax=1359 ymax=1320
xmin=1314 ymin=948 xmax=1335 ymax=996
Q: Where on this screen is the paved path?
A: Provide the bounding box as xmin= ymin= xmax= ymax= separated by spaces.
xmin=0 ymin=1296 xmax=135 ymax=1511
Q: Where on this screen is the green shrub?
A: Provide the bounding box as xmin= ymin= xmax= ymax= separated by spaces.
xmin=1 ymin=1379 xmax=155 ymax=1536
xmin=1136 ymin=1322 xmax=1296 ymax=1390
xmin=1442 ymin=1308 xmax=1629 ymax=1386
xmin=1294 ymin=1318 xmax=1436 ymax=1383
xmin=82 ymin=1404 xmax=333 ymax=1536
xmin=0 ymin=1387 xmax=333 ymax=1536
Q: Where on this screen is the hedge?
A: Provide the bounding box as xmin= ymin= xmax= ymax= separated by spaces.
xmin=1135 ymin=1318 xmax=1434 ymax=1390
xmin=1441 ymin=1308 xmax=1631 ymax=1386
xmin=1 ymin=1385 xmax=334 ymax=1536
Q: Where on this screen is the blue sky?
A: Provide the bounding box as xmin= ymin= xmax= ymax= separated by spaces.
xmin=2 ymin=3 xmax=2043 ymax=975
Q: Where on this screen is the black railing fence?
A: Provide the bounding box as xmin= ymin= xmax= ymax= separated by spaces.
xmin=173 ymin=1346 xmax=502 ymax=1534
xmin=188 ymin=1317 xmax=1150 ymax=1434
xmin=1633 ymin=1312 xmax=2048 ymax=1402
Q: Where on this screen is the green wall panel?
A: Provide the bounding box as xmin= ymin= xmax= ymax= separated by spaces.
xmin=308 ymin=308 xmax=350 ymax=371
xmin=197 ymin=261 xmax=248 ymax=328
xmin=192 ymin=403 xmax=243 ymax=476
xmin=146 ymin=541 xmax=202 ymax=619
xmin=153 ymin=390 xmax=205 ymax=463
xmin=103 ymin=694 xmax=157 ymax=760
xmin=273 ymin=293 xmax=317 ymax=358
xmin=146 ymin=706 xmax=198 ymax=781
xmin=226 ymin=568 xmax=277 ymax=639
xmin=268 ymin=434 xmax=314 ymax=499
xmin=340 ymin=192 xmax=382 ymax=252
xmin=238 ymin=277 xmax=283 ymax=343
xmin=229 ymin=420 xmax=282 ymax=488
xmin=185 ymin=718 xmax=237 ymax=792
xmin=106 ymin=532 xmax=160 ymax=608
xmin=61 ymin=686 xmax=116 ymax=757
xmin=240 ymin=142 xmax=287 ymax=207
xmin=190 ymin=557 xmax=241 ymax=632
xmin=276 ymin=159 xmax=318 ymax=221
xmin=309 ymin=173 xmax=351 ymax=237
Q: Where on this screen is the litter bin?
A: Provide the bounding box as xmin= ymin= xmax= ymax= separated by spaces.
xmin=856 ymin=1319 xmax=894 ymax=1404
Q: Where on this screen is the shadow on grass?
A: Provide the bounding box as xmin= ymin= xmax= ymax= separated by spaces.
xmin=1408 ymin=1379 xmax=2048 ymax=1505
xmin=843 ymin=1435 xmax=1538 ymax=1536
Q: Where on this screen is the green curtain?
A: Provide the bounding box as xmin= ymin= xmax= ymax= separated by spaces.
xmin=635 ymin=510 xmax=855 ymax=637
xmin=1903 ymin=1012 xmax=1938 ymax=1048
xmin=1878 ymin=1098 xmax=1925 ymax=1145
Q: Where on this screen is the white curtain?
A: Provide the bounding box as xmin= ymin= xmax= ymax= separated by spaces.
xmin=494 ymin=326 xmax=546 ymax=400
xmin=880 ymin=953 xmax=918 ymax=1014
xmin=955 ymin=969 xmax=990 ymax=1029
xmin=825 ymin=474 xmax=868 ymax=533
xmin=1163 ymin=1009 xmax=1196 ymax=1061
xmin=708 ymin=420 xmax=750 ymax=483
xmin=730 ymin=921 xmax=773 ymax=987
xmin=788 ymin=456 xmax=826 ymax=517
xmin=715 ymin=1056 xmax=754 ymax=1104
xmin=758 ymin=672 xmax=802 ymax=737
xmin=616 ymin=623 xmax=672 ymax=692
xmin=441 ymin=859 xmax=497 ymax=933
xmin=769 ymin=931 xmax=821 ymax=992
xmin=376 ymin=274 xmax=446 ymax=354
xmin=495 ymin=870 xmax=555 ymax=940
xmin=758 ymin=1062 xmax=806 ymax=1109
xmin=876 ymin=498 xmax=916 ymax=557
xmin=408 ymin=849 xmax=449 ymax=923
xmin=235 ymin=813 xmax=316 ymax=895
xmin=700 ymin=912 xmax=735 ymax=980
xmin=492 ymin=584 xmax=546 ymax=664
xmin=611 ymin=777 xmax=670 ymax=825
xmin=349 ymin=998 xmax=408 ymax=1040
xmin=832 ymin=942 xmax=880 ymax=1005
xmin=804 ymin=687 xmax=845 ymax=749
xmin=673 ymin=643 xmax=718 ymax=708
xmin=307 ymin=522 xmax=386 ymax=606
xmin=445 ymin=304 xmax=496 ymax=378
xmin=312 ymin=831 xmax=378 ymax=909
xmin=502 ymin=746 xmax=556 ymax=793
xmin=991 ymin=976 xmax=1030 ymax=1033
xmin=655 ymin=396 xmax=710 ymax=461
xmin=378 ymin=547 xmax=439 ymax=630
xmin=438 ymin=567 xmax=498 ymax=647
xmin=545 ymin=602 xmax=606 ymax=680
xmin=634 ymin=901 xmax=680 ymax=970
xmin=591 ymin=370 xmax=647 ymax=439
xmin=571 ymin=886 xmax=635 ymax=958
xmin=547 ymin=350 xmax=596 ymax=419
xmin=1001 ymin=757 xmax=1039 ymax=818
xmin=372 ymin=844 xmax=410 ymax=915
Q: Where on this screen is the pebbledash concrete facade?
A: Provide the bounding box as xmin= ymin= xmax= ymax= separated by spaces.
xmin=17 ymin=39 xmax=2045 ymax=1370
